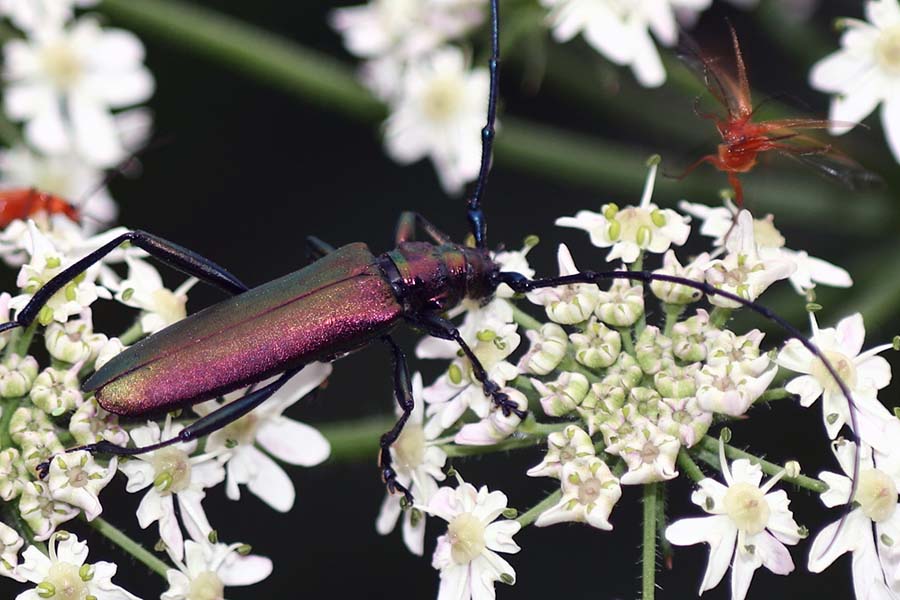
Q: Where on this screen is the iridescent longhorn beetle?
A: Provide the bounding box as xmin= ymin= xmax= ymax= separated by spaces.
xmin=1 ymin=0 xmax=862 ymax=509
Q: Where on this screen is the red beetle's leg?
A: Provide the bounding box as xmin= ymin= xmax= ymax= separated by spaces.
xmin=379 ymin=335 xmax=415 ymax=504
xmin=410 ymin=313 xmax=528 ymax=419
xmin=37 ymin=367 xmax=302 ymax=479
xmin=394 ymin=211 xmax=453 ymax=245
xmin=727 ymin=171 xmax=744 ymax=207
xmin=0 ymin=230 xmax=248 ymax=334
xmin=305 ymin=236 xmax=335 ymax=262
xmin=669 ymin=154 xmax=721 ymax=180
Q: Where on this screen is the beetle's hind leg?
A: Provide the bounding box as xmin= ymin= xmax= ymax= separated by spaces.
xmin=0 ymin=230 xmax=249 ymax=334
xmin=379 ymin=335 xmax=415 ymax=504
xmin=410 ymin=313 xmax=527 ymax=419
xmin=305 ymin=236 xmax=335 ymax=262
xmin=36 ymin=368 xmax=301 ymax=478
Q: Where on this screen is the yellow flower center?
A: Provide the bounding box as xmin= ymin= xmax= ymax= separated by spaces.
xmin=422 ymin=75 xmax=464 ymax=123
xmin=810 ymin=350 xmax=857 ymax=394
xmin=856 ymin=468 xmax=898 ymax=522
xmin=188 ymin=571 xmax=225 ymax=600
xmin=44 ymin=562 xmax=88 ymax=600
xmin=876 ymin=25 xmax=900 ymax=74
xmin=723 ymin=482 xmax=770 ymax=535
xmin=393 ymin=424 xmax=425 ymax=471
xmin=40 ymin=41 xmax=83 ymax=90
xmin=151 ymin=447 xmax=192 ymax=495
xmin=222 ymin=412 xmax=259 ymax=447
xmin=447 ymin=512 xmax=485 ymax=564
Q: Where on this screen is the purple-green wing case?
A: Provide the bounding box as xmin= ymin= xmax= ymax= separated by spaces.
xmin=85 ymin=243 xmax=402 ymax=416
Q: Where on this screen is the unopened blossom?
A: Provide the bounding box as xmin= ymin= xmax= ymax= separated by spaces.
xmin=376 ymin=373 xmax=447 ymax=556
xmin=68 ymin=397 xmax=128 ymax=446
xmin=634 ymin=326 xmax=673 ymax=375
xmin=0 ymin=0 xmax=98 ymax=32
xmin=16 ymin=531 xmax=139 ymax=600
xmin=517 ymin=322 xmax=568 ymax=375
xmin=11 ymin=221 xmax=110 ymax=324
xmin=118 ymin=418 xmax=225 ymax=561
xmin=0 ymin=354 xmax=39 ymax=398
xmin=532 ymin=371 xmax=589 ymax=417
xmin=527 ymin=425 xmax=595 ymax=479
xmin=569 ymin=317 xmax=621 ymax=369
xmin=526 ymin=244 xmax=599 ymax=324
xmin=29 ymin=365 xmax=82 ymax=415
xmin=695 ymin=361 xmax=777 ymax=417
xmin=44 ymin=313 xmax=107 ymax=364
xmin=3 ymin=17 xmax=154 ymax=167
xmin=195 ymin=363 xmax=331 ymax=513
xmin=556 ymin=159 xmax=690 ymax=262
xmin=18 ymin=481 xmax=79 ymax=541
xmin=493 ymin=235 xmax=538 ymax=299
xmin=658 ymin=395 xmax=711 ymax=447
xmin=454 ymin=386 xmax=527 ymax=445
xmin=536 ymin=456 xmax=622 ymax=529
xmin=650 ymin=250 xmax=708 ymax=304
xmin=706 ymin=329 xmax=770 ymax=377
xmin=672 ymin=309 xmax=714 ymax=363
xmin=703 ymin=210 xmax=795 ymax=308
xmin=809 ymin=439 xmax=900 ymax=600
xmin=615 ymin=426 xmax=679 ymax=484
xmin=540 ymin=0 xmax=711 ymax=87
xmin=595 ymin=274 xmax=645 ymax=327
xmin=424 ymin=475 xmax=521 ymax=600
xmin=810 ymin=0 xmax=900 ymax=161
xmin=679 ymin=200 xmax=851 ymax=294
xmin=0 ymin=448 xmax=26 ymax=501
xmin=776 ymin=312 xmax=893 ymax=439
xmin=110 ymin=255 xmax=197 ymax=334
xmin=94 ymin=337 xmax=126 ymax=370
xmin=9 ymin=405 xmax=54 ymax=445
xmin=384 ymin=45 xmax=489 ymax=193
xmin=162 ymin=538 xmax=272 ymax=600
xmin=0 ymin=521 xmax=24 ymax=581
xmin=46 ymin=450 xmax=116 ymax=520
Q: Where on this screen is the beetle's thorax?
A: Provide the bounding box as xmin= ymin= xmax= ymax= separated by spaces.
xmin=378 ymin=241 xmax=497 ymax=313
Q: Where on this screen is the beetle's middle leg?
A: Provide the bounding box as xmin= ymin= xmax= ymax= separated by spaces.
xmin=379 ymin=335 xmax=415 ymax=504
xmin=0 ymin=230 xmax=249 ymax=334
xmin=409 ymin=313 xmax=527 ymax=419
xmin=37 ymin=368 xmax=301 ymax=478
xmin=395 ymin=212 xmax=452 ymax=245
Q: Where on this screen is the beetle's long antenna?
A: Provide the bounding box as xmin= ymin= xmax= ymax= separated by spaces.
xmin=499 ymin=268 xmax=863 ymax=554
xmin=467 ymin=0 xmax=499 ymax=249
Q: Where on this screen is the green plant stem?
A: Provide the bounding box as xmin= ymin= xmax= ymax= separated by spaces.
xmin=663 ymin=303 xmax=685 ymax=338
xmin=697 ymin=436 xmax=828 ymax=494
xmin=758 ymin=387 xmax=794 ymax=403
xmin=13 ymin=321 xmax=38 ymax=356
xmin=709 ymin=307 xmax=732 ymax=329
xmin=618 ymin=327 xmax=634 ymax=355
xmin=86 ymin=516 xmax=170 ymax=577
xmin=317 ymin=417 xmax=394 ymax=463
xmin=442 ymin=434 xmax=545 ymax=457
xmin=118 ymin=322 xmax=145 ymax=346
xmin=516 ymin=490 xmax=561 ymax=527
xmin=511 ymin=304 xmax=542 ymax=331
xmin=677 ymin=448 xmax=705 ymax=483
xmin=642 ymin=483 xmax=658 ymax=600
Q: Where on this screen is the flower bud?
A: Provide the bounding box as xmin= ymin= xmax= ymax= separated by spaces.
xmin=650 ymin=251 xmax=707 ymax=304
xmin=30 ymin=367 xmax=83 ymax=416
xmin=44 ymin=317 xmax=108 ymax=364
xmin=0 ymin=355 xmax=39 ymax=398
xmin=628 ymin=387 xmax=661 ymax=421
xmin=94 ymin=338 xmax=126 ymax=371
xmin=527 ymin=425 xmax=595 ymax=479
xmin=595 ymin=278 xmax=644 ymax=327
xmin=635 ymin=327 xmax=673 ymax=375
xmin=569 ymin=318 xmax=621 ymax=369
xmin=518 ymin=324 xmax=568 ymax=375
xmin=454 ymin=388 xmax=527 ymax=445
xmin=533 ymin=372 xmax=590 ymax=417
xmin=654 ymin=367 xmax=697 ymax=399
xmin=658 ymin=397 xmax=711 ymax=447
xmin=603 ymin=353 xmax=643 ymax=390
xmin=9 ymin=407 xmax=54 ymax=445
xmin=0 ymin=448 xmax=26 ymax=500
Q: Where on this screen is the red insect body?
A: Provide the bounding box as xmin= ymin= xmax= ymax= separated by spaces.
xmin=0 ymin=188 xmax=80 ymax=227
xmin=682 ymin=26 xmax=872 ymax=206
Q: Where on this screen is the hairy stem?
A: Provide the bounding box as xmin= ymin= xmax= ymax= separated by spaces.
xmin=677 ymin=448 xmax=705 ymax=483
xmin=642 ymin=483 xmax=658 ymax=600
xmin=517 ymin=489 xmax=560 ymax=527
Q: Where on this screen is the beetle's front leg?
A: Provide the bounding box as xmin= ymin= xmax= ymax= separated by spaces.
xmin=0 ymin=230 xmax=248 ymax=334
xmin=379 ymin=335 xmax=415 ymax=505
xmin=409 ymin=313 xmax=527 ymax=419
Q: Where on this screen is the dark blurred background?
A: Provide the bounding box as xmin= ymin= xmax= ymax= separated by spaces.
xmin=3 ymin=0 xmax=899 ymax=598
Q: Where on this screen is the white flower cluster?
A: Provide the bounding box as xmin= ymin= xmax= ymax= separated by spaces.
xmin=372 ymin=159 xmax=897 ymax=600
xmin=331 ymin=0 xmax=488 ymax=194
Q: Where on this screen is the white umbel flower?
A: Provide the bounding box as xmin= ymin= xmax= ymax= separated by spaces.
xmin=162 ymin=538 xmax=272 ymax=600
xmin=809 ymin=439 xmax=900 ymax=600
xmin=0 ymin=0 xmax=98 ymax=32
xmin=0 ymin=521 xmax=24 ymax=581
xmin=810 ymin=0 xmax=900 ymax=161
xmin=556 ymin=160 xmax=690 ymax=263
xmin=118 ymin=418 xmax=225 ymax=562
xmin=3 ymin=17 xmax=154 ymax=167
xmin=109 ymin=255 xmax=197 ymax=334
xmin=384 ymin=45 xmax=489 ymax=194
xmin=540 ymin=0 xmax=712 ymax=87
xmin=15 ymin=531 xmax=140 ymax=600
xmin=526 ymin=244 xmax=599 ymax=325
xmin=776 ymin=312 xmax=893 ymax=439
xmin=665 ymin=440 xmax=801 ymax=600
xmin=376 ymin=373 xmax=447 ymax=556
xmin=535 ymin=457 xmax=622 ymax=529
xmin=424 ymin=474 xmax=521 ymax=600
xmin=46 ymin=450 xmax=116 ymax=521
